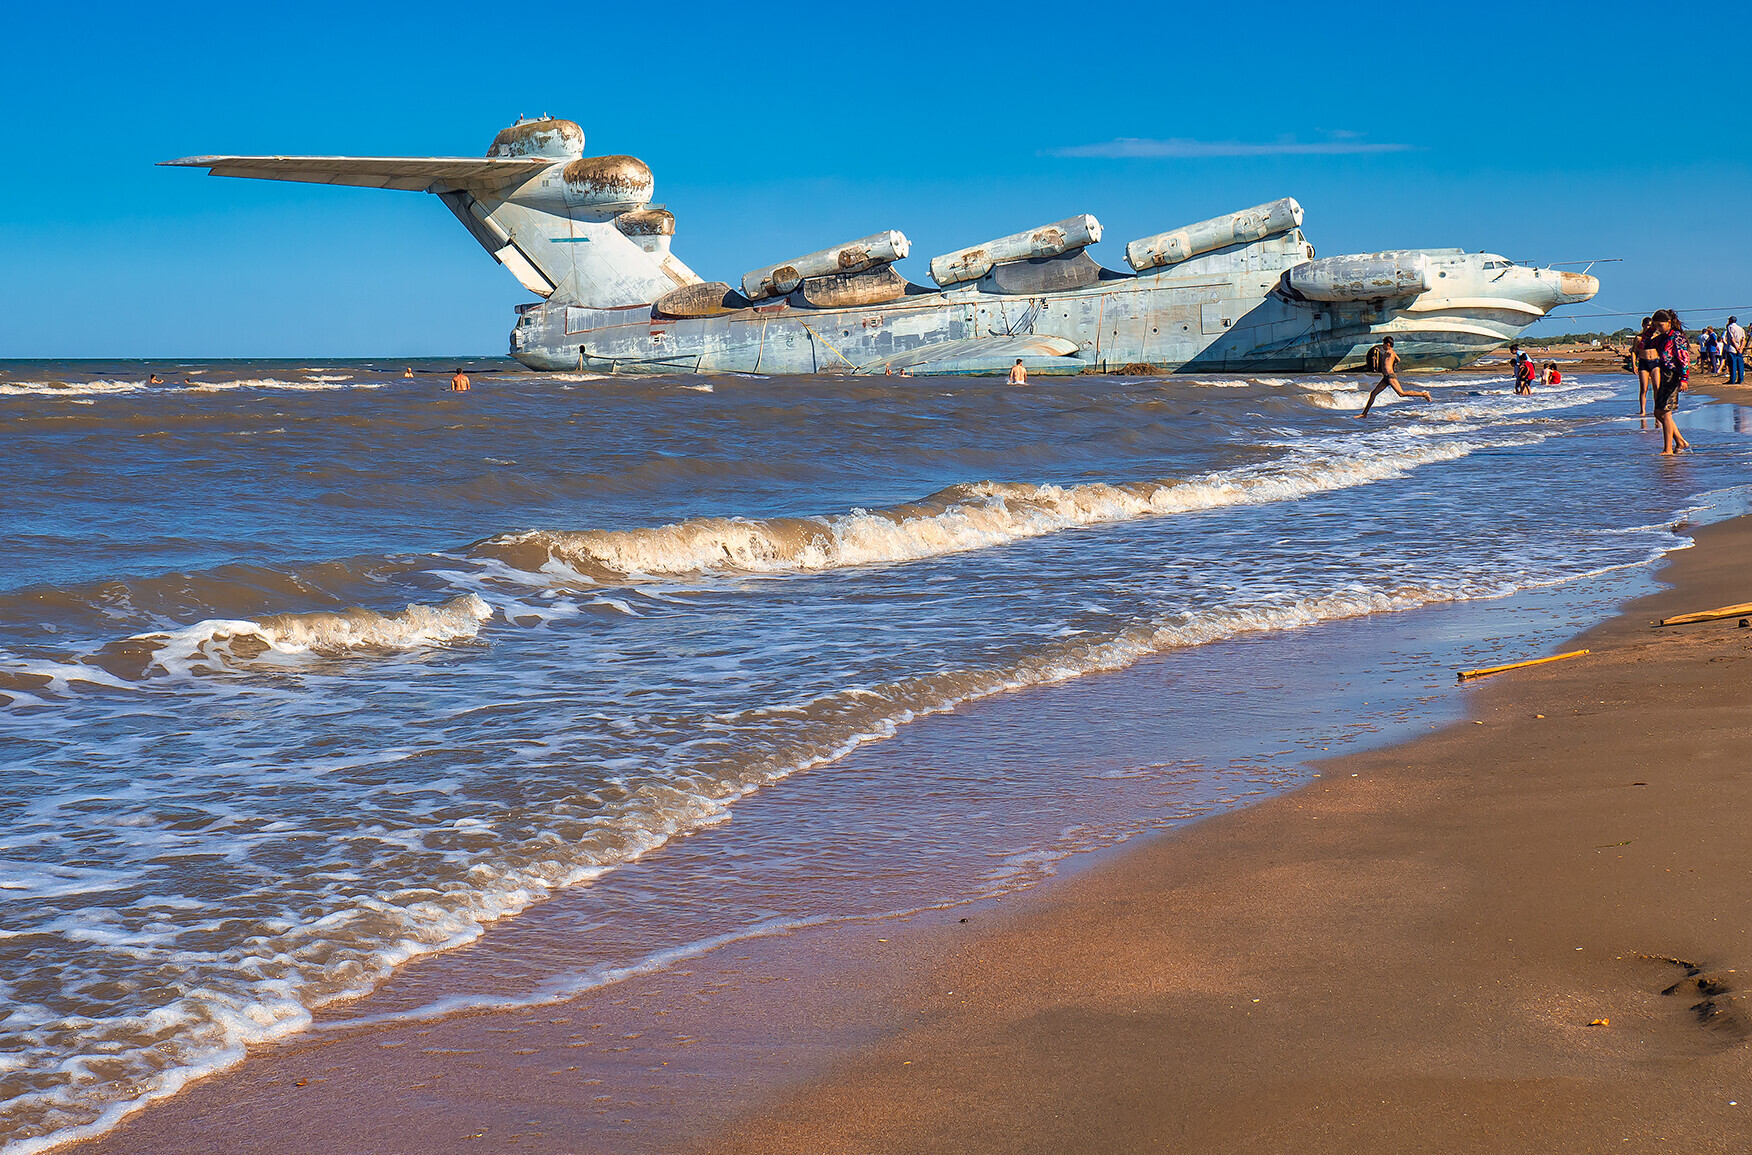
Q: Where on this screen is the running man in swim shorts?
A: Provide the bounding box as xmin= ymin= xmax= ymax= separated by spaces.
xmin=1358 ymin=337 xmax=1432 ymax=417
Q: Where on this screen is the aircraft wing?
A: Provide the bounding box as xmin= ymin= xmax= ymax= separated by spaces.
xmin=158 ymin=155 xmax=553 ymax=192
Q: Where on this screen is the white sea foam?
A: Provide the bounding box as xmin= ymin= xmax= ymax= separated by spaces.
xmin=190 ymin=378 xmax=384 ymax=392
xmin=482 ymin=437 xmax=1495 ymax=580
xmin=127 ymin=595 xmax=492 ymax=675
xmin=0 ymin=376 xmax=384 ymax=400
xmin=0 ymin=380 xmax=150 ymax=398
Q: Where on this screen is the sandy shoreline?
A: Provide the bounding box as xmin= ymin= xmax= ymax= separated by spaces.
xmin=74 ymin=521 xmax=1752 ymax=1153
xmin=700 ymin=516 xmax=1752 ymax=1153
xmin=61 ymin=390 xmax=1752 ymax=1154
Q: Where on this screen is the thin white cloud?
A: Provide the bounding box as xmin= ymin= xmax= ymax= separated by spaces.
xmin=1052 ymin=136 xmax=1413 ymax=159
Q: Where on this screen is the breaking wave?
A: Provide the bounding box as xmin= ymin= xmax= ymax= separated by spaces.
xmin=0 ymin=377 xmax=385 ymax=399
xmin=475 ymin=440 xmax=1490 ymax=580
xmin=132 ymin=594 xmax=492 ymax=659
xmin=0 ymin=380 xmax=150 ymax=398
xmin=0 ymin=596 xmax=491 ymax=704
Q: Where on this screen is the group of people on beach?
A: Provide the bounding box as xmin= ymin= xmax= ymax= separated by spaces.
xmin=1695 ymin=317 xmax=1746 ymax=384
xmin=1508 ymin=345 xmax=1564 ymax=395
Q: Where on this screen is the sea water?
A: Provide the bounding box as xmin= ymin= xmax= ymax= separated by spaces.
xmin=2 ymin=359 xmax=1748 ymax=1151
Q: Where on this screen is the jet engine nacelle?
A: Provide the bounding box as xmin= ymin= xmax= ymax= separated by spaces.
xmin=487 ymin=117 xmax=586 ymax=159
xmin=562 ymin=155 xmax=655 ymax=209
xmin=1286 ymin=251 xmax=1432 ymax=302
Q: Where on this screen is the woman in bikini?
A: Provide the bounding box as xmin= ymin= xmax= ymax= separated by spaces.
xmin=1634 ymin=316 xmax=1660 ymax=416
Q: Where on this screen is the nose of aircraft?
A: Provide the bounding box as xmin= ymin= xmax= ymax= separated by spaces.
xmin=1556 ymin=271 xmax=1600 ymax=304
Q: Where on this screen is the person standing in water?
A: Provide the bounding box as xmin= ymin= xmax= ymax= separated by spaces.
xmin=1509 ymin=344 xmax=1535 ymax=395
xmin=450 ymin=368 xmax=471 ymax=392
xmin=1358 ymin=337 xmax=1432 ymax=417
xmin=1651 ymin=309 xmax=1691 ymax=455
xmin=1006 ymin=359 xmax=1027 ymax=385
xmin=1634 ymin=317 xmax=1660 ymax=414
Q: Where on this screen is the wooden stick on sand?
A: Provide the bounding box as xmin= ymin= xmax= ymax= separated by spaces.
xmin=1457 ymin=649 xmax=1590 ymax=682
xmin=1657 ymin=600 xmax=1752 ymax=626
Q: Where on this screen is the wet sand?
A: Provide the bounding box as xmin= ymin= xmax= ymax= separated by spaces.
xmin=700 ymin=515 xmax=1752 ymax=1154
xmin=75 ymin=512 xmax=1752 ymax=1153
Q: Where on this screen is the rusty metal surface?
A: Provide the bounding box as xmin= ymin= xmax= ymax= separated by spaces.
xmin=796 ymin=265 xmax=909 ymax=309
xmin=486 ymin=117 xmax=585 ymax=159
xmin=653 ymin=281 xmax=741 ymax=318
xmin=561 ymin=155 xmax=654 ymax=207
xmin=614 ymin=208 xmax=675 ymax=237
xmin=164 ymin=116 xmax=1603 ymax=377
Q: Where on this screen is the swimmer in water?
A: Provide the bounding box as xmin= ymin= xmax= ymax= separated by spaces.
xmin=1358 ymin=337 xmax=1432 ymax=417
xmin=450 ymin=369 xmax=471 ymax=392
xmin=1007 ymin=359 xmax=1028 ymax=385
xmin=403 ymin=367 xmax=414 ymax=378
xmin=148 ymin=374 xmax=164 ymax=385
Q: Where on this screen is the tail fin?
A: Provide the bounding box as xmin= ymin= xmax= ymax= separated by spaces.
xmin=161 ymin=154 xmax=701 ymax=306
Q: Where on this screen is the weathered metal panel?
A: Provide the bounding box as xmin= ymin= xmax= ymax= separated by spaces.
xmin=980 ymin=250 xmax=1102 ymax=295
xmin=1200 ymin=301 xmax=1233 ymax=335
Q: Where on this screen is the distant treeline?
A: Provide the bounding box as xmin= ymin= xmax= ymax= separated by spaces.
xmin=1517 ymin=329 xmax=1634 ymax=347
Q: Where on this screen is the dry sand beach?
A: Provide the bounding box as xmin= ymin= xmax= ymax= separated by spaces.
xmin=69 ymin=400 xmax=1752 ymax=1152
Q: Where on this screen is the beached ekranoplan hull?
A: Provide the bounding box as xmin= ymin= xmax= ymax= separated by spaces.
xmin=164 ymin=117 xmax=1599 ymax=376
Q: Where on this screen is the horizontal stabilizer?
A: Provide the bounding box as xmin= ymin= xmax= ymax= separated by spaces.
xmin=159 ymin=155 xmax=553 ymax=192
xmin=861 ymin=335 xmax=1085 ymax=376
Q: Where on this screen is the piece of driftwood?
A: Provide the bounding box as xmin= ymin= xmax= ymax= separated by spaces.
xmin=1457 ymin=649 xmax=1590 ymax=682
xmin=1657 ymin=601 xmax=1752 ymax=627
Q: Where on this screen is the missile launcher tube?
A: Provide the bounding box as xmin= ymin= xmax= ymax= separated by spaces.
xmin=930 ymin=215 xmax=1102 ymax=288
xmin=742 ymin=231 xmax=910 ymax=301
xmin=1286 ymin=251 xmax=1432 ymax=302
xmin=1125 ymin=198 xmax=1304 ymax=272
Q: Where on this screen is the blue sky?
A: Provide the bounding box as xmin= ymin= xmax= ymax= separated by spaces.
xmin=2 ymin=0 xmax=1747 ymax=357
